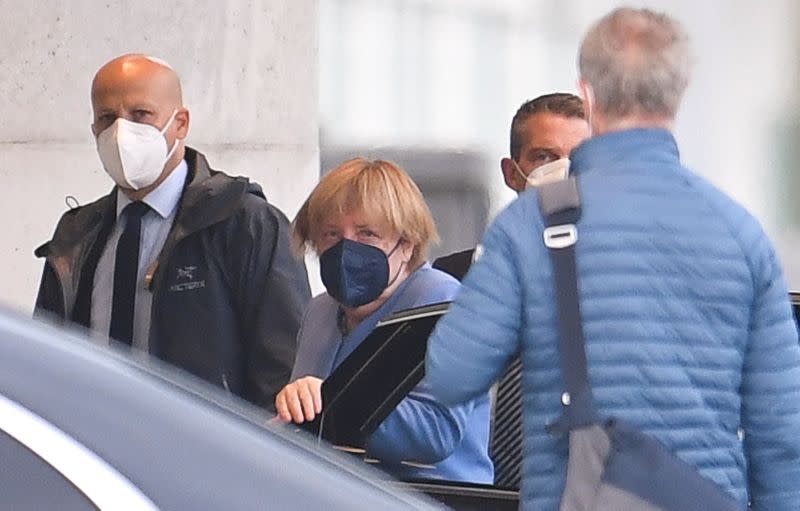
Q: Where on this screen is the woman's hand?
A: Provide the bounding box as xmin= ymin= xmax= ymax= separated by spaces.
xmin=274 ymin=376 xmax=323 ymax=423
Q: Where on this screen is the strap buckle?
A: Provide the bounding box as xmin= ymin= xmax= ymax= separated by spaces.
xmin=543 ymin=224 xmax=577 ymax=249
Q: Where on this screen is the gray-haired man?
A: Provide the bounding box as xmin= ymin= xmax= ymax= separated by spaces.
xmin=426 ymin=8 xmax=800 ymax=509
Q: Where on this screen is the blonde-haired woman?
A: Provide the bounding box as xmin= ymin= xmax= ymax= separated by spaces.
xmin=276 ymin=158 xmax=493 ymax=483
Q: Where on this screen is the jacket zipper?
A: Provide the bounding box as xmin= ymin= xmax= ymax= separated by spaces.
xmin=144 ymin=260 xmax=159 ymax=290
xmin=49 ymin=257 xmax=72 ymax=318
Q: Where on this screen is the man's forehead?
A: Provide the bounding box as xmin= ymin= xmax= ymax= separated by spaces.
xmin=91 ymin=76 xmax=174 ymax=108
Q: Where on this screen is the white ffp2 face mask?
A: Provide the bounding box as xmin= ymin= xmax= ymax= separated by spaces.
xmin=515 ymin=158 xmax=571 ymax=190
xmin=96 ymin=110 xmax=179 ymax=190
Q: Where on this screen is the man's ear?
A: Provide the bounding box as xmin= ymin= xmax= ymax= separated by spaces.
xmin=577 ymin=79 xmax=593 ymax=120
xmin=175 ymin=107 xmax=191 ymax=140
xmin=501 ymin=157 xmax=521 ymax=193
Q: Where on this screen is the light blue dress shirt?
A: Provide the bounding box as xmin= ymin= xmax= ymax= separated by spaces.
xmin=91 ymin=160 xmax=188 ymax=350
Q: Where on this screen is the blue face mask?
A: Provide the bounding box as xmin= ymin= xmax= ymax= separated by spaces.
xmin=319 ymin=238 xmax=402 ymax=308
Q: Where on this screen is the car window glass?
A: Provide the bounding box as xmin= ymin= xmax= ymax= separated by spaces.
xmin=0 ymin=428 xmax=99 ymax=511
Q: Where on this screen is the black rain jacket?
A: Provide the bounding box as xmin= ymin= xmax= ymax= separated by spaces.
xmin=35 ymin=147 xmax=311 ymax=410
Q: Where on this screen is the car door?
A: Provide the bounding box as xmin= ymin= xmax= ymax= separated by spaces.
xmin=0 ymin=393 xmax=156 ymax=510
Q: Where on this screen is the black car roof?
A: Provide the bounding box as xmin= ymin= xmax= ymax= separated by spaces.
xmin=0 ymin=309 xmax=437 ymax=510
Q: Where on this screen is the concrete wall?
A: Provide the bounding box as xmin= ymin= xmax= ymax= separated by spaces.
xmin=0 ymin=1 xmax=319 ymax=313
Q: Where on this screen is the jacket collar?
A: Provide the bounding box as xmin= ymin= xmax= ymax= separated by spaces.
xmin=170 ymin=146 xmax=250 ymax=240
xmin=36 ymin=146 xmax=252 ymax=259
xmin=570 ymin=128 xmax=680 ymax=176
xmin=34 ymin=194 xmax=116 ymax=259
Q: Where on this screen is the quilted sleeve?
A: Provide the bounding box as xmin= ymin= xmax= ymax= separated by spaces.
xmin=740 ymin=228 xmax=800 ymax=510
xmin=425 ymin=212 xmax=524 ymax=405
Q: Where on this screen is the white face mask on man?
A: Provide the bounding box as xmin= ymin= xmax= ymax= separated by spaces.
xmin=96 ymin=109 xmax=179 ymax=190
xmin=514 ymin=157 xmax=571 ymax=189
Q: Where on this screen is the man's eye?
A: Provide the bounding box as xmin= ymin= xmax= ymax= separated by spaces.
xmin=533 ymin=152 xmax=556 ymax=162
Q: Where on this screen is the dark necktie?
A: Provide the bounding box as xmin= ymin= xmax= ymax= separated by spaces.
xmin=109 ymin=201 xmax=150 ymax=345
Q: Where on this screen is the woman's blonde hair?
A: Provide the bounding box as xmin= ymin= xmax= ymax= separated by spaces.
xmin=293 ymin=157 xmax=438 ymax=270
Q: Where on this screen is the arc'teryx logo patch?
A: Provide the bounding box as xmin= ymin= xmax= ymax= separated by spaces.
xmin=169 ymin=265 xmax=206 ymax=292
xmin=177 ymin=266 xmax=196 ymax=280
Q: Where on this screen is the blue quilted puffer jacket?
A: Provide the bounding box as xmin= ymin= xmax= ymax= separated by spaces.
xmin=426 ymin=128 xmax=800 ymax=510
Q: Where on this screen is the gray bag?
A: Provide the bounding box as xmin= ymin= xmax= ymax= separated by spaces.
xmin=538 ymin=178 xmax=740 ymax=511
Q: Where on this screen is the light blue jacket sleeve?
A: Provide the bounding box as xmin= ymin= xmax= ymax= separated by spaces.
xmin=366 ymin=380 xmax=477 ymax=464
xmin=360 ymin=264 xmax=487 ymax=465
xmin=740 ymin=227 xmax=800 ymax=510
xmin=425 ymin=209 xmax=525 ymax=405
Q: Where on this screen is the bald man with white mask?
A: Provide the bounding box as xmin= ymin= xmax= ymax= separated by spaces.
xmin=35 ymin=54 xmax=311 ymax=411
xmin=90 ymin=55 xmax=188 ymax=199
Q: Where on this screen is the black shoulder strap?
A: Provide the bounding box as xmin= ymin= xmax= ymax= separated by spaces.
xmin=537 ymin=178 xmax=598 ymax=432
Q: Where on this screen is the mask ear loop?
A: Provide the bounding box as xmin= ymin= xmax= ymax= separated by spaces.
xmin=513 ymin=159 xmax=527 ymax=179
xmin=386 ymin=238 xmax=403 ymax=258
xmin=160 ymin=108 xmax=181 ymax=163
xmin=512 ymin=159 xmax=534 ymax=189
xmin=385 ymin=238 xmax=407 ymax=289
xmin=159 ymin=108 xmax=179 ymax=135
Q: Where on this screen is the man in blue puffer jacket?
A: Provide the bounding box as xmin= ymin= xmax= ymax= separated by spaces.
xmin=426 ymin=7 xmax=800 ymax=510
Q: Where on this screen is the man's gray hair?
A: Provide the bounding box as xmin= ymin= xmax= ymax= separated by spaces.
xmin=578 ymin=8 xmax=690 ymax=119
